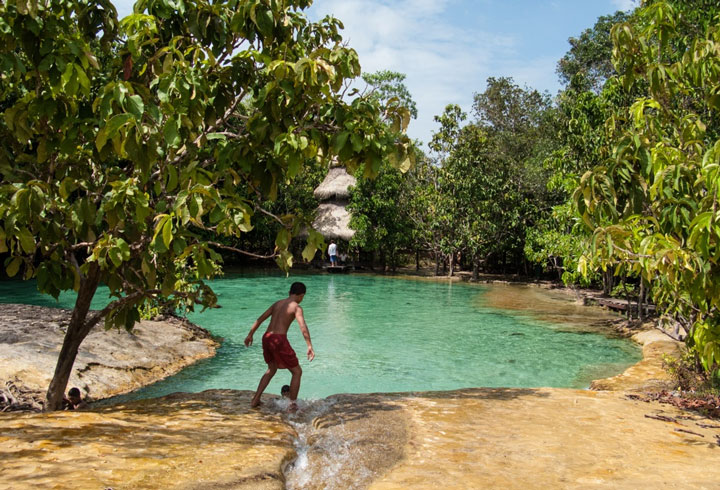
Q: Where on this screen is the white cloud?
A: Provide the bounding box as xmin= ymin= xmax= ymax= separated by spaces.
xmin=611 ymin=0 xmax=640 ymax=12
xmin=310 ymin=0 xmax=518 ymax=147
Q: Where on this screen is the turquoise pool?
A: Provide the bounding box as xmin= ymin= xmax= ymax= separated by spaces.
xmin=0 ymin=272 xmax=640 ymax=400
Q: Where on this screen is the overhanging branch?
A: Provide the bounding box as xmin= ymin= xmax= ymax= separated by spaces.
xmin=207 ymin=241 xmax=278 ymax=259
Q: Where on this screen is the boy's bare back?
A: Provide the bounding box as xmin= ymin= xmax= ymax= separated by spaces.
xmin=265 ymin=298 xmax=303 ymax=335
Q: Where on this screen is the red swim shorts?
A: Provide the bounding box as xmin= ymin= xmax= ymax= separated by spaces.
xmin=262 ymin=332 xmax=299 ymax=369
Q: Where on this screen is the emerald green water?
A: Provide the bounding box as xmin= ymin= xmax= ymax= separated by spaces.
xmin=0 ymin=272 xmax=640 ymax=400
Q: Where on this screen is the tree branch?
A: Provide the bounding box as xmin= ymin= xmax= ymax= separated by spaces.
xmin=255 ymin=205 xmax=289 ymax=227
xmin=84 ymin=289 xmax=161 ymax=331
xmin=207 ymin=241 xmax=278 ymax=259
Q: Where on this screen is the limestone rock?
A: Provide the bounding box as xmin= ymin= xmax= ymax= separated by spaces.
xmin=364 ymin=388 xmax=720 ymax=489
xmin=0 ymin=303 xmax=218 ymax=405
xmin=590 ymin=328 xmax=683 ymax=391
xmin=0 ymin=390 xmax=295 ymax=489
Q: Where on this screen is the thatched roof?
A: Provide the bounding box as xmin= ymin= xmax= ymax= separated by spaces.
xmin=314 ymin=166 xmax=356 ymax=201
xmin=312 ymin=202 xmax=355 ymax=241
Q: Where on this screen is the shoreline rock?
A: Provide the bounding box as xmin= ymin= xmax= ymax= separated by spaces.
xmin=0 ymin=303 xmax=219 ymax=410
xmin=590 ymin=328 xmax=684 ymax=391
xmin=2 ymin=388 xmax=719 ymax=489
xmin=0 ymin=390 xmax=294 ymax=489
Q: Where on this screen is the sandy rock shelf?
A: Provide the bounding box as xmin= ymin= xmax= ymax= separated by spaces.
xmin=1 ymin=388 xmax=718 ymax=490
xmin=0 ymin=303 xmax=219 ymax=405
xmin=0 ymin=390 xmax=294 ymax=490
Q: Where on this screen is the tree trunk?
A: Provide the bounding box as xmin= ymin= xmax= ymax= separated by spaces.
xmin=448 ymin=252 xmax=454 ymax=277
xmin=554 ymin=257 xmax=562 ymax=281
xmin=602 ymin=269 xmax=614 ymax=296
xmin=45 ymin=264 xmax=101 ymax=411
xmin=638 ymin=279 xmax=645 ymax=322
xmin=416 ymin=249 xmax=420 ymax=271
xmin=472 ymin=257 xmax=479 ymax=282
xmin=623 ymin=274 xmax=631 ymax=319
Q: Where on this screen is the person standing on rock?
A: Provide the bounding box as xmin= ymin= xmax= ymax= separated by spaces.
xmin=328 ymin=240 xmax=338 ymax=266
xmin=244 ymin=282 xmax=315 ymax=408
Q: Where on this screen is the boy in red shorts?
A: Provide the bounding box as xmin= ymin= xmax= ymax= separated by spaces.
xmin=244 ymin=282 xmax=315 ymax=408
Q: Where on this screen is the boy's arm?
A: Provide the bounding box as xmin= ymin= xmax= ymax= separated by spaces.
xmin=295 ymin=306 xmax=315 ymax=361
xmin=244 ymin=304 xmax=273 ymax=347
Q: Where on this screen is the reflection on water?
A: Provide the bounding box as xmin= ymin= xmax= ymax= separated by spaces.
xmin=480 ymin=284 xmax=621 ymax=333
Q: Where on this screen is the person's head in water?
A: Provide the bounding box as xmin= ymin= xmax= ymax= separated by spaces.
xmin=64 ymin=387 xmax=87 ymax=410
xmin=68 ymin=387 xmax=82 ymax=404
xmin=281 ymin=385 xmax=290 ymax=398
xmin=289 ymin=282 xmax=306 ymax=300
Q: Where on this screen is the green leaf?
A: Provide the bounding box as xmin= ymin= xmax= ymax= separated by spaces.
xmin=167 ymin=165 xmax=178 ymax=192
xmin=108 ymin=247 xmax=123 ymax=268
xmin=96 ymin=126 xmax=109 ymax=151
xmin=106 ymin=113 xmax=134 ymax=137
xmin=351 ymin=133 xmax=363 ymax=152
xmin=116 ymin=238 xmax=131 ymax=259
xmin=206 ymin=133 xmax=227 ymax=141
xmin=275 ymin=228 xmax=291 ymax=250
xmin=164 ymin=117 xmax=181 ymax=147
xmin=17 ymin=228 xmax=35 ymax=254
xmin=127 ymin=95 xmax=145 ymax=120
xmin=301 ymin=242 xmax=317 ymax=262
xmin=332 ymin=131 xmax=350 ymax=154
xmin=162 ymin=217 xmax=173 ymax=248
xmin=6 ymin=257 xmax=21 ymax=278
xmin=255 ymin=9 xmax=275 ymax=38
xmin=275 ymin=250 xmax=293 ymax=271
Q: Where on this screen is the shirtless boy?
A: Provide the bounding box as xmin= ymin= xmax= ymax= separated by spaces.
xmin=244 ymin=282 xmax=315 ymax=408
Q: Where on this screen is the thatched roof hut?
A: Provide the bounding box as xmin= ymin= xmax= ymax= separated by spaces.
xmin=312 ymin=202 xmax=354 ymax=241
xmin=311 ymin=165 xmax=356 ymax=240
xmin=313 ymin=166 xmax=356 ymax=201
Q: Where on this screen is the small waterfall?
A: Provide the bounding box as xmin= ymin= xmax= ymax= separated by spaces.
xmin=280 ymin=397 xmax=383 ymax=490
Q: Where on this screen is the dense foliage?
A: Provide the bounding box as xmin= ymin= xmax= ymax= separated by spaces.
xmin=576 ymin=1 xmax=720 ymax=375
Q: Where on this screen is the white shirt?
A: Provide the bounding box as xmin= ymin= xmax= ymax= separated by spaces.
xmin=328 ymin=243 xmax=337 ymax=255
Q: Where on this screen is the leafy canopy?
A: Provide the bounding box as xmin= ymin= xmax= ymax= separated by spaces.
xmin=0 ymin=0 xmax=413 ymax=329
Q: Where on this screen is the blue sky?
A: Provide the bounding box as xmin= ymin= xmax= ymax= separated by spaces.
xmin=113 ymin=0 xmax=639 ymax=147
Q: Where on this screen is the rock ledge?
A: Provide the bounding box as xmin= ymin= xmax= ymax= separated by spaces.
xmin=0 ymin=303 xmax=218 ymax=409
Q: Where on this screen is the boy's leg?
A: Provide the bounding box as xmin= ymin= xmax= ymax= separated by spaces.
xmin=251 ymin=363 xmax=277 ymax=407
xmin=288 ymin=365 xmax=303 ymax=400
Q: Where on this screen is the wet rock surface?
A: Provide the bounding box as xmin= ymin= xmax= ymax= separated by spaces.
xmin=367 ymin=388 xmax=720 ymax=489
xmin=0 ymin=303 xmax=218 ymax=406
xmin=0 ymin=390 xmax=295 ymax=489
xmin=284 ymin=394 xmax=409 ymax=489
xmin=590 ymin=329 xmax=683 ymax=391
xmin=2 ymin=387 xmax=719 ymax=489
